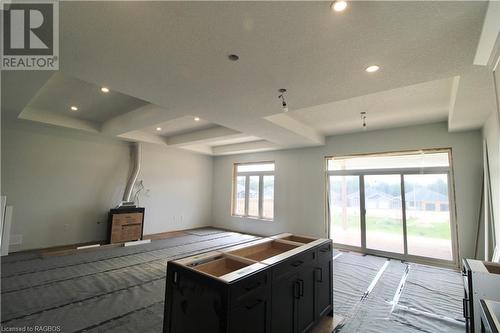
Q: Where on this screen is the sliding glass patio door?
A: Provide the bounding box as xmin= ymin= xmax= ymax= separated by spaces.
xmin=329 ymin=175 xmax=362 ymax=248
xmin=403 ymin=174 xmax=453 ymax=260
xmin=364 ymin=174 xmax=404 ymax=254
xmin=327 ymin=150 xmax=456 ymax=265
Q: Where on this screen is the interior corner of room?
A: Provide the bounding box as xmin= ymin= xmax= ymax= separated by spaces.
xmin=1 ymin=1 xmax=500 ymax=333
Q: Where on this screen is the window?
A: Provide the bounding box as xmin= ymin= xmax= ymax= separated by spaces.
xmin=425 ymin=203 xmax=436 ymax=211
xmin=232 ymin=162 xmax=275 ymax=220
xmin=327 ymin=148 xmax=456 ymax=263
xmin=328 ymin=150 xmax=450 ymax=171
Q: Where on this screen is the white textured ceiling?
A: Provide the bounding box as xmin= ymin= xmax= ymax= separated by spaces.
xmin=27 ymin=73 xmax=148 ymax=122
xmin=449 ymin=65 xmax=498 ymax=131
xmin=144 ymin=116 xmax=214 ymax=137
xmin=57 ymin=1 xmax=486 ymax=144
xmin=290 ymin=77 xmax=455 ymax=136
xmin=1 ymin=1 xmax=495 ymax=155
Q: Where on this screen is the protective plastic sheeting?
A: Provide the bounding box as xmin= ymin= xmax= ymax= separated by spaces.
xmin=335 ymin=252 xmax=465 ymax=333
xmin=333 ymin=252 xmax=387 ymax=317
xmin=1 ymin=231 xmax=258 ymax=332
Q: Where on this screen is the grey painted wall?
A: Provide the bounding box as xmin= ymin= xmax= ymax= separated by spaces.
xmin=212 ymin=122 xmax=483 ymax=260
xmin=1 ymin=120 xmax=212 ymax=251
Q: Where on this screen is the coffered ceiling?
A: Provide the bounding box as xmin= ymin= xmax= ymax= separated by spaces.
xmin=2 ymin=1 xmax=498 ymax=155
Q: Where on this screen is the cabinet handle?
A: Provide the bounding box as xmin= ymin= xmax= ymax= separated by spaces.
xmin=173 ymin=271 xmax=179 ymax=284
xmin=291 ymin=260 xmax=304 ymax=267
xmin=294 ymin=281 xmax=301 ymax=299
xmin=298 ymin=279 xmax=304 ymax=298
xmin=245 ymin=299 xmax=263 ymax=310
xmin=315 ymin=267 xmax=323 ymax=282
xmin=320 ymin=246 xmax=330 ymax=253
xmin=244 ymin=281 xmax=261 ymax=291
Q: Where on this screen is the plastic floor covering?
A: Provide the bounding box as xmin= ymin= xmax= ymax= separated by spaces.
xmin=1 ymin=232 xmax=465 ymax=333
xmin=333 ymin=250 xmax=465 ymax=333
xmin=1 ymin=230 xmax=259 ymax=332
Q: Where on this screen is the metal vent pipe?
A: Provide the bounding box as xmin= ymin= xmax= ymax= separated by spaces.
xmin=123 ymin=142 xmax=142 ymax=203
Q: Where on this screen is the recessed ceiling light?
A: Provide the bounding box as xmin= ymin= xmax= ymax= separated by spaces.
xmin=194 ymin=117 xmax=200 ymax=122
xmin=70 ymin=106 xmax=78 ymax=111
xmin=156 ymin=127 xmax=162 ymax=131
xmin=332 ymin=1 xmax=347 ymax=12
xmin=101 ymin=87 xmax=110 ymax=93
xmin=228 ymin=54 xmax=239 ymax=61
xmin=365 ymin=65 xmax=380 ymax=73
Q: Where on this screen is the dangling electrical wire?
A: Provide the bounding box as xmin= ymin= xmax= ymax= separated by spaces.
xmin=360 ymin=111 xmax=367 ymax=130
xmin=278 ymin=88 xmax=289 ymax=112
xmin=132 ymin=180 xmax=145 ymax=206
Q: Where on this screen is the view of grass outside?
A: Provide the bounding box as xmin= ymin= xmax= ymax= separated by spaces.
xmin=330 ymin=173 xmax=453 ymax=260
xmin=332 ymin=212 xmax=451 ymax=240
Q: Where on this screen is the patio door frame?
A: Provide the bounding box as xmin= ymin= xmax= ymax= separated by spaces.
xmin=326 ymin=156 xmax=459 ymax=268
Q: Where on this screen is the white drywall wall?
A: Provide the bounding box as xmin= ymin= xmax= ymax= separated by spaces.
xmin=482 ymin=67 xmax=500 ymax=248
xmin=212 ymin=122 xmax=483 ymax=260
xmin=1 ymin=120 xmax=212 ymax=251
xmin=138 ymin=142 xmax=213 ymax=235
xmin=483 ymin=111 xmax=500 ymax=250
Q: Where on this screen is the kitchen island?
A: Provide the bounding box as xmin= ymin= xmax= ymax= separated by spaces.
xmin=163 ymin=233 xmax=333 ymax=333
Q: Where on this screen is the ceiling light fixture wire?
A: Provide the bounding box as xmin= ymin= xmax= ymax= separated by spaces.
xmin=360 ymin=111 xmax=367 ymax=130
xmin=278 ymin=88 xmax=288 ymax=112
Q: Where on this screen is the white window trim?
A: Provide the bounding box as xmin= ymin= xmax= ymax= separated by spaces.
xmin=232 ymin=163 xmax=275 ymax=221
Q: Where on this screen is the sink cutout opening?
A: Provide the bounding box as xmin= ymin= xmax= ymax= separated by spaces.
xmin=193 ymin=257 xmax=251 ymax=277
xmin=280 ymin=235 xmax=316 ymax=244
xmin=230 ymin=240 xmax=300 ymax=261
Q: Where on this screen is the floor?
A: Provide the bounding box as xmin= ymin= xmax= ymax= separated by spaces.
xmin=1 ymin=229 xmax=258 ymax=332
xmin=1 ymin=229 xmax=465 ymax=333
xmin=332 ymin=250 xmax=465 ymax=333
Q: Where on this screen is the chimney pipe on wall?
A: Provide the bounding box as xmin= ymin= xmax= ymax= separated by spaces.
xmin=123 ymin=142 xmax=142 ymax=203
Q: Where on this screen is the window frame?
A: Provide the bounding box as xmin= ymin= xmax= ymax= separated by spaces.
xmin=325 ymin=148 xmax=460 ymax=268
xmin=232 ymin=161 xmax=275 ymax=221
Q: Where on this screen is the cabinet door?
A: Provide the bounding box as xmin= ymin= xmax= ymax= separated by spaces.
xmin=272 ymin=272 xmax=299 ymax=333
xmin=167 ymin=269 xmax=225 ymax=333
xmin=315 ymin=259 xmax=333 ymax=319
xmin=229 ymin=291 xmax=269 ymax=333
xmin=296 ymin=265 xmax=316 ymax=333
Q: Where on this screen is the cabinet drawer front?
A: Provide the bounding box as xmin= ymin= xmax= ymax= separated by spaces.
xmin=317 ymin=242 xmax=332 ymax=261
xmin=229 ymin=291 xmax=269 ymax=333
xmin=230 ymin=270 xmax=269 ymax=306
xmin=272 ymin=249 xmax=315 ymax=281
